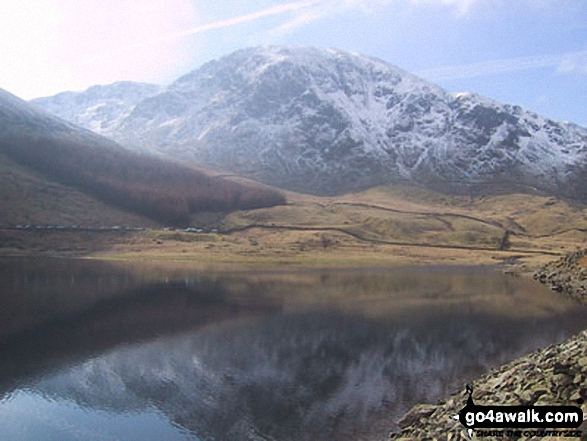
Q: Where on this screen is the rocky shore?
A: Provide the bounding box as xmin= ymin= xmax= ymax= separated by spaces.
xmin=533 ymin=249 xmax=587 ymax=304
xmin=390 ymin=251 xmax=587 ymax=441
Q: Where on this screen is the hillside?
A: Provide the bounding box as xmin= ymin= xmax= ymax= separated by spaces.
xmin=82 ymin=182 xmax=587 ymax=270
xmin=0 ymin=153 xmax=155 ymax=227
xmin=32 ymin=46 xmax=587 ymax=199
xmin=0 ymin=88 xmax=286 ymax=226
xmin=2 ymin=161 xmax=586 ymax=266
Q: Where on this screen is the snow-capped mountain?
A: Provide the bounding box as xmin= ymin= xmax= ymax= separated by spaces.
xmin=31 ymin=46 xmax=587 ymax=198
xmin=31 ymin=81 xmax=162 ymax=135
xmin=1 ymin=87 xmax=121 ymax=147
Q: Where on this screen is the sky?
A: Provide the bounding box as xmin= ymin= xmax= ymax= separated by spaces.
xmin=1 ymin=0 xmax=586 ymax=126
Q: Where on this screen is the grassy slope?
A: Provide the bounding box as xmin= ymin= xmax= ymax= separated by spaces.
xmin=0 ymin=153 xmax=163 ymax=255
xmin=0 ymin=153 xmax=156 ymax=227
xmin=2 ymin=148 xmax=585 ymax=268
xmin=0 ymin=133 xmax=286 ymax=225
xmin=94 ymin=183 xmax=587 ymax=270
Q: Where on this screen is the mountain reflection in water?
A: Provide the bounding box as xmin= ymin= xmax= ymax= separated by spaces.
xmin=0 ymin=258 xmax=585 ymax=441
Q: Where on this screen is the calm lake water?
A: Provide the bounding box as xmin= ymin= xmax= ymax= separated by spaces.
xmin=0 ymin=257 xmax=586 ymax=441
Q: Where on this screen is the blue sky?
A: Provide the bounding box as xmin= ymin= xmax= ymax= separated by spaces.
xmin=1 ymin=0 xmax=586 ymax=126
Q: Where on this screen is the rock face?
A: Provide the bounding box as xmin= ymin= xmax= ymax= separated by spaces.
xmin=31 ymin=46 xmax=587 ymax=198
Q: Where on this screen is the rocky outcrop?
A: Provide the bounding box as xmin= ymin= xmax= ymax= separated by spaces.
xmin=534 ymin=249 xmax=587 ymax=303
xmin=390 ymin=331 xmax=587 ymax=440
xmin=391 ymin=252 xmax=587 ymax=440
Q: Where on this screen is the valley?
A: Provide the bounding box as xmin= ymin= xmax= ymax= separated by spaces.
xmin=3 ymin=179 xmax=586 ymax=271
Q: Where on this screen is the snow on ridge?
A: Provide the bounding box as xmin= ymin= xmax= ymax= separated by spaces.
xmin=26 ymin=46 xmax=587 ymax=198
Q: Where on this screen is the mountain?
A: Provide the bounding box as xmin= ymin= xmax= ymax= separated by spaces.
xmin=0 ymin=88 xmax=285 ymax=226
xmin=31 ymin=81 xmax=163 ymax=135
xmin=31 ymin=46 xmax=587 ymax=199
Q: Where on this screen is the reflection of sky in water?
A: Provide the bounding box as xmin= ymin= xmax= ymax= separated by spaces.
xmin=0 ymin=260 xmax=586 ymax=441
xmin=23 ymin=309 xmax=587 ymax=440
xmin=0 ymin=390 xmax=194 ymax=441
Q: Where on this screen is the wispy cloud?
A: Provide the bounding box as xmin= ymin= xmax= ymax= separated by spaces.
xmin=150 ymin=0 xmax=319 ymax=43
xmin=94 ymin=0 xmax=319 ymax=58
xmin=267 ymin=1 xmax=343 ymax=37
xmin=556 ymin=52 xmax=587 ymax=74
xmin=416 ymin=50 xmax=587 ymax=81
xmin=411 ymin=0 xmax=480 ymax=17
xmin=90 ymin=0 xmax=487 ymax=58
xmin=267 ymin=0 xmax=482 ymax=38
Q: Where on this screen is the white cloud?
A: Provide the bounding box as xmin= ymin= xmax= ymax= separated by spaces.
xmin=416 ymin=50 xmax=587 ymax=82
xmin=268 ymin=9 xmax=324 ymax=37
xmin=266 ymin=1 xmax=346 ymax=37
xmin=556 ymin=52 xmax=587 ymax=75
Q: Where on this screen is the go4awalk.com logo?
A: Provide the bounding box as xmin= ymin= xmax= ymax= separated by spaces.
xmin=455 ymin=385 xmax=584 ymax=438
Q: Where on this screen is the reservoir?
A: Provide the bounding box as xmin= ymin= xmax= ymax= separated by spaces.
xmin=0 ymin=257 xmax=585 ymax=440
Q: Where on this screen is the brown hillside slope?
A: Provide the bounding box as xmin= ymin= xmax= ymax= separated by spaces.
xmin=0 ymin=88 xmax=286 ymax=225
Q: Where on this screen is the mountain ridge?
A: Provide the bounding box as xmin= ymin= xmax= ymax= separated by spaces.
xmin=31 ymin=46 xmax=587 ymax=199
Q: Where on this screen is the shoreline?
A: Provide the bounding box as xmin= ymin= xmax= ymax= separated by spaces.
xmin=391 ymin=331 xmax=587 ymax=440
xmin=0 ymin=228 xmax=563 ymax=272
xmin=391 ymin=250 xmax=587 ymax=441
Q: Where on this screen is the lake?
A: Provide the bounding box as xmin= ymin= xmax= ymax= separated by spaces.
xmin=0 ymin=257 xmax=585 ymax=440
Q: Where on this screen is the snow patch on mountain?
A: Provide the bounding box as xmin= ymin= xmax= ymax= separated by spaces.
xmin=30 ymin=46 xmax=587 ymax=198
xmin=31 ymin=81 xmax=162 ymax=134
